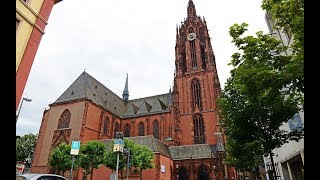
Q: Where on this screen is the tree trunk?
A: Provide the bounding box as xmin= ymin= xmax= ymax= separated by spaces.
xmin=140 ymin=169 xmax=142 ymax=180
xmin=121 ymin=169 xmax=124 ymax=180
xmin=90 ymin=168 xmax=93 ymax=180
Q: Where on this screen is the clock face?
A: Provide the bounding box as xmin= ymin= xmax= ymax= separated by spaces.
xmin=187 ymin=33 xmax=196 ymax=41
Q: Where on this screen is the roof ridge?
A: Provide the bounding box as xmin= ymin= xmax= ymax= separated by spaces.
xmin=128 ymin=93 xmax=169 ymax=101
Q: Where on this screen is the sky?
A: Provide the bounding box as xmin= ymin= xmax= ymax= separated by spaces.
xmin=16 ymin=0 xmax=269 ymax=136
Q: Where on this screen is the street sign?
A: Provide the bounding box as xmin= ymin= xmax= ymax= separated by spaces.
xmin=70 ymin=141 xmax=81 ymax=155
xmin=114 ymin=139 xmax=124 ymax=145
xmin=113 ymin=139 xmax=124 ymax=152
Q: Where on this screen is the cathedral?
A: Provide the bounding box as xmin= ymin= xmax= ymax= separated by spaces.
xmin=30 ymin=1 xmax=237 ymax=179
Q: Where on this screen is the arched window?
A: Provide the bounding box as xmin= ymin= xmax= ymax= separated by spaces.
xmin=178 ymin=166 xmax=190 ymax=180
xmin=138 ymin=122 xmax=144 ymax=136
xmin=191 ymin=78 xmax=202 ymax=111
xmin=124 ymin=123 xmax=130 ymax=137
xmin=113 ymin=122 xmax=119 ymax=138
xmin=194 ymin=113 xmax=205 ymax=144
xmin=153 ymin=120 xmax=159 ymax=139
xmin=198 ymin=164 xmax=210 ymax=180
xmin=58 ymin=109 xmax=71 ymax=129
xmin=103 ymin=116 xmax=109 ymax=134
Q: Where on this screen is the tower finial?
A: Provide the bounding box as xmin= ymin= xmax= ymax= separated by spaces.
xmin=187 ymin=0 xmax=197 ymax=18
xmin=122 ymin=73 xmax=129 ymax=101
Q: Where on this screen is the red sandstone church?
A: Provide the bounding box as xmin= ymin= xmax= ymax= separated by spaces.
xmin=30 ymin=1 xmax=237 ymax=179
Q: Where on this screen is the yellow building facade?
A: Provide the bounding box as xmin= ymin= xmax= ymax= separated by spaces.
xmin=16 ymin=0 xmax=44 ymax=72
xmin=16 ymin=0 xmax=62 ymax=110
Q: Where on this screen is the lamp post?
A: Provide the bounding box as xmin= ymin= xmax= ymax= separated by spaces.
xmin=16 ymin=97 xmax=32 ymax=124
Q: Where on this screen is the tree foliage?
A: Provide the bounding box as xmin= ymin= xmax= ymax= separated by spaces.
xmin=104 ymin=139 xmax=154 ymax=180
xmin=78 ymin=140 xmax=107 ymax=180
xmin=48 ymin=142 xmax=76 ymax=175
xmin=16 ymin=133 xmax=37 ymax=163
xmin=262 ymin=0 xmax=304 ymax=105
xmin=217 ymin=20 xmax=304 ymax=175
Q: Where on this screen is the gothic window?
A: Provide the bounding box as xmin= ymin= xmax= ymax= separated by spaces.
xmin=198 ymin=164 xmax=210 ymax=180
xmin=178 ymin=166 xmax=190 ymax=180
xmin=113 ymin=122 xmax=119 ymax=138
xmin=153 ymin=120 xmax=159 ymax=139
xmin=193 ymin=113 xmax=205 ymax=144
xmin=103 ymin=117 xmax=109 ymax=134
xmin=57 ymin=109 xmax=71 ymax=129
xmin=191 ymin=78 xmax=202 ymax=111
xmin=190 ymin=40 xmax=197 ymax=67
xmin=124 ymin=123 xmax=130 ymax=137
xmin=138 ymin=122 xmax=145 ymax=136
xmin=199 ymin=27 xmax=205 ymax=43
xmin=201 ymin=45 xmax=206 ymax=69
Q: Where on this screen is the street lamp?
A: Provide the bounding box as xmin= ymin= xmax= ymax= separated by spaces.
xmin=16 ymin=97 xmax=32 ymax=124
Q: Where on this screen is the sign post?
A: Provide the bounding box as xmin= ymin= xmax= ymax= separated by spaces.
xmin=113 ymin=132 xmax=124 ymax=180
xmin=70 ymin=141 xmax=80 ymax=180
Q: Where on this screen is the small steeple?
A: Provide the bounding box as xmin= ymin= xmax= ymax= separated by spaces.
xmin=122 ymin=73 xmax=129 ymax=101
xmin=187 ymin=0 xmax=197 ymax=19
xmin=168 ymin=86 xmax=173 ymax=106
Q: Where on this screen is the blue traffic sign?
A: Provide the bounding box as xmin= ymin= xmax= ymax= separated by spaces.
xmin=114 ymin=139 xmax=124 ymax=145
xmin=71 ymin=141 xmax=81 ymax=149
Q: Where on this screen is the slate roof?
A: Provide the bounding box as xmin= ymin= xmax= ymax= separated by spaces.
xmin=122 ymin=94 xmax=171 ymax=118
xmin=52 ymin=71 xmax=172 ymax=118
xmin=100 ymin=135 xmax=171 ymax=158
xmin=53 ymin=71 xmax=126 ymax=117
xmin=100 ymin=136 xmax=216 ymax=160
xmin=169 ymin=144 xmax=215 ymax=160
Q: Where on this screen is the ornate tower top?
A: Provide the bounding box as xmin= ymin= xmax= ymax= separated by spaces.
xmin=122 ymin=73 xmax=129 ymax=101
xmin=187 ymin=0 xmax=197 ymax=19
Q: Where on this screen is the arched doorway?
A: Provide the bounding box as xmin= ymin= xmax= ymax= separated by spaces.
xmin=198 ymin=164 xmax=210 ymax=180
xmin=178 ymin=166 xmax=189 ymax=180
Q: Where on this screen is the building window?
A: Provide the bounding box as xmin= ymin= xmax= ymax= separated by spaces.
xmin=198 ymin=164 xmax=210 ymax=180
xmin=288 ymin=113 xmax=303 ymax=132
xmin=190 ymin=40 xmax=197 ymax=67
xmin=124 ymin=123 xmax=130 ymax=137
xmin=153 ymin=120 xmax=159 ymax=139
xmin=138 ymin=122 xmax=144 ymax=136
xmin=113 ymin=122 xmax=119 ymax=138
xmin=16 ymin=18 xmax=21 ymax=32
xmin=191 ymin=78 xmax=202 ymax=111
xmin=193 ymin=113 xmax=205 ymax=144
xmin=58 ymin=109 xmax=71 ymax=129
xmin=103 ymin=117 xmax=109 ymax=134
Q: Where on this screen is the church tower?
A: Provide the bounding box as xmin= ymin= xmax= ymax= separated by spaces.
xmin=173 ymin=0 xmax=222 ymax=146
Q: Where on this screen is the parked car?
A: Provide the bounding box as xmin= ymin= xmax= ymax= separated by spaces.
xmin=16 ymin=173 xmax=67 ymax=180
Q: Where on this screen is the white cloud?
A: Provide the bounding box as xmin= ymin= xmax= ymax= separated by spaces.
xmin=17 ymin=0 xmax=268 ymax=136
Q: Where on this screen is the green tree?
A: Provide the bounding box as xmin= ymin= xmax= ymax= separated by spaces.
xmin=104 ymin=139 xmax=154 ymax=180
xmin=218 ymin=22 xmax=304 ymax=179
xmin=16 ymin=133 xmax=37 ymax=166
xmin=78 ymin=140 xmax=107 ymax=180
xmin=104 ymin=139 xmax=135 ymax=179
xmin=131 ymin=143 xmax=154 ymax=180
xmin=48 ymin=142 xmax=76 ymax=175
xmin=262 ymin=0 xmax=304 ymax=105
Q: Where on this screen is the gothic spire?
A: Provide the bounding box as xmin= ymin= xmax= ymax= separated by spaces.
xmin=187 ymin=0 xmax=197 ymax=19
xmin=122 ymin=73 xmax=129 ymax=101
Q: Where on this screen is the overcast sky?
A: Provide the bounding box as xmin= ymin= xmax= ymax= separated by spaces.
xmin=16 ymin=0 xmax=269 ymax=136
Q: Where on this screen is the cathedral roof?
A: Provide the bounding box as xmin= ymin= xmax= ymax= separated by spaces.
xmin=100 ymin=135 xmax=171 ymax=158
xmin=122 ymin=94 xmax=170 ymax=118
xmin=100 ymin=136 xmax=217 ymax=160
xmin=53 ymin=71 xmax=126 ymax=117
xmin=169 ymin=144 xmax=215 ymax=160
xmin=53 ymin=71 xmax=172 ymax=118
